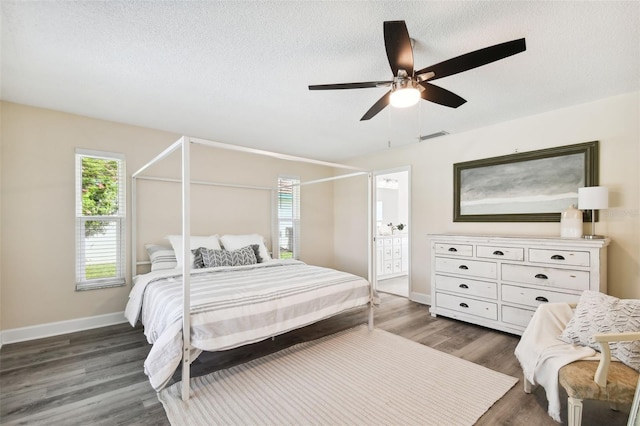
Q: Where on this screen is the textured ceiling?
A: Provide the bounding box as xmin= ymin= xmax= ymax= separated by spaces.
xmin=1 ymin=1 xmax=639 ymax=162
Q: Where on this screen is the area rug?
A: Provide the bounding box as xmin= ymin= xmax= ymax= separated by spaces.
xmin=158 ymin=325 xmax=518 ymax=426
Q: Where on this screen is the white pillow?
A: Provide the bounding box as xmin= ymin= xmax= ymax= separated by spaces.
xmin=220 ymin=234 xmax=271 ymax=262
xmin=166 ymin=235 xmax=222 ymax=268
xmin=145 ymin=244 xmax=177 ymax=271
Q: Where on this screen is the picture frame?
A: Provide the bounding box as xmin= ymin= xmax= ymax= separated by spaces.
xmin=453 ymin=141 xmax=599 ymax=222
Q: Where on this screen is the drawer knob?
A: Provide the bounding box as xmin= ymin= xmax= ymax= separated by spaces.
xmin=493 ymin=250 xmax=504 ymax=256
xmin=459 ymin=284 xmax=469 ymax=289
xmin=535 ymin=296 xmax=549 ymax=302
xmin=459 ymin=265 xmax=469 ymax=270
xmin=551 ymin=254 xmax=565 ymax=260
xmin=448 ymin=247 xmax=458 ymax=252
xmin=535 ymin=273 xmax=548 ymax=280
xmin=459 ymin=303 xmax=469 ymax=308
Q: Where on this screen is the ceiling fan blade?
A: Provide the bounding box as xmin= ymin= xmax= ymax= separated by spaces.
xmin=360 ymin=91 xmax=391 ymax=121
xmin=308 ymin=81 xmax=392 ymax=90
xmin=384 ymin=21 xmax=414 ymax=77
xmin=416 ymin=38 xmax=526 ymax=81
xmin=419 ymin=82 xmax=466 ymax=108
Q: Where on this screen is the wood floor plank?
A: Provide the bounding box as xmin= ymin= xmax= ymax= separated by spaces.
xmin=0 ymin=294 xmax=632 ymax=425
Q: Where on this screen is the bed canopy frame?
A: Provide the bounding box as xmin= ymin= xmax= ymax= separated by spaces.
xmin=131 ymin=136 xmax=376 ymax=400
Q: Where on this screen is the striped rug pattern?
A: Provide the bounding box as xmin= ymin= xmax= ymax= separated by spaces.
xmin=159 ymin=326 xmax=518 ymax=425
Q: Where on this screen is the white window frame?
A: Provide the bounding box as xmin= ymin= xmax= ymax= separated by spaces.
xmin=277 ymin=176 xmax=300 ymax=260
xmin=75 ymin=149 xmax=126 ymax=290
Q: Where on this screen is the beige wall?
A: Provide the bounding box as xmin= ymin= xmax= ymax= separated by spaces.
xmin=335 ymin=92 xmax=640 ymax=300
xmin=0 ymin=102 xmax=338 ymax=330
xmin=3 ymin=92 xmax=638 ymax=332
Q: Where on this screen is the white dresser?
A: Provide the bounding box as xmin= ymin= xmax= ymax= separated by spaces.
xmin=428 ymin=234 xmax=609 ymax=335
xmin=376 ymin=235 xmax=409 ymax=278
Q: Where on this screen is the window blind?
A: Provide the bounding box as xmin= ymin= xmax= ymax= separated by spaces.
xmin=75 ymin=149 xmax=126 ymax=290
xmin=277 ymin=177 xmax=300 ymax=260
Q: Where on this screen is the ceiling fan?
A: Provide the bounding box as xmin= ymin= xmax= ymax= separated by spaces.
xmin=309 ymin=21 xmax=526 ymax=121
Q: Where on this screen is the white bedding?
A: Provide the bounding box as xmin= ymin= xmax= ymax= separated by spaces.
xmin=124 ymin=260 xmax=372 ymax=391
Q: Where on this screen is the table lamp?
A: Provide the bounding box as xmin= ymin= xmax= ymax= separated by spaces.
xmin=578 ymin=186 xmax=608 ymax=239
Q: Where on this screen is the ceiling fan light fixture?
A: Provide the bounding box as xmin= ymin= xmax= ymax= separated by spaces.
xmin=390 ymin=80 xmax=420 ymax=108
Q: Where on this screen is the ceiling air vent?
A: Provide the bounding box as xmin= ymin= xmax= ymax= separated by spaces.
xmin=419 ymin=131 xmax=449 ymax=141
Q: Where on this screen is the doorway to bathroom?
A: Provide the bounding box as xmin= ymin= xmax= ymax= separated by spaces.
xmin=374 ymin=167 xmax=410 ymax=298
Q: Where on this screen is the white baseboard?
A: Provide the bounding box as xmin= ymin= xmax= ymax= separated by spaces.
xmin=410 ymin=292 xmax=430 ymax=306
xmin=1 ymin=311 xmax=127 ymax=345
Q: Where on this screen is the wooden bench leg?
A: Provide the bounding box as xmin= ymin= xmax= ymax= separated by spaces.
xmin=567 ymin=397 xmax=583 ymax=426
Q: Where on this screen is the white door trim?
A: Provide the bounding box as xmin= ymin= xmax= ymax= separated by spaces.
xmin=373 ymin=166 xmax=412 ymax=297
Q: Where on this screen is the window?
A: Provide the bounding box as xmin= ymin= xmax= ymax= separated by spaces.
xmin=277 ymin=177 xmax=300 ymax=260
xmin=75 ymin=149 xmax=126 ymax=290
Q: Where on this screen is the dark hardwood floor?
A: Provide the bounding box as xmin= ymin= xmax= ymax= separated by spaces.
xmin=0 ymin=293 xmax=631 ymax=425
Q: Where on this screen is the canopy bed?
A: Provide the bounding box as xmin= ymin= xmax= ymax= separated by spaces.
xmin=125 ymin=136 xmax=376 ymax=400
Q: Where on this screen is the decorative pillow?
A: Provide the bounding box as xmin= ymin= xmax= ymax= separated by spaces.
xmin=191 ymin=248 xmax=205 ymax=269
xmin=219 ymin=234 xmax=271 ymax=263
xmin=249 ymin=244 xmax=263 ymax=264
xmin=560 ymin=290 xmax=640 ymax=371
xmin=166 ymin=235 xmax=221 ymax=268
xmin=191 ymin=245 xmax=255 ymax=268
xmin=145 ymin=244 xmax=177 ymax=271
xmin=198 ymin=245 xmax=257 ymax=268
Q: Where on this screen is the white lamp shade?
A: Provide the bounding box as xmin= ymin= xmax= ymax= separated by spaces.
xmin=578 ymin=186 xmax=609 ymax=210
xmin=389 ymin=88 xmax=420 ymax=108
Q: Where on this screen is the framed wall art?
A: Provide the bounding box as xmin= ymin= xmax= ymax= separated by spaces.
xmin=453 ymin=141 xmax=599 ymax=222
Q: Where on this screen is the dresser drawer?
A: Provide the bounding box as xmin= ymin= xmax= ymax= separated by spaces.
xmin=502 ymin=284 xmax=581 ymax=308
xmin=436 ymin=292 xmax=498 ymax=320
xmin=383 ymin=247 xmax=393 ymax=260
xmin=434 ymin=274 xmax=498 ymax=299
xmin=501 ymin=263 xmax=589 ymax=291
xmin=429 ymin=233 xmax=608 ymax=337
xmin=435 ymin=257 xmax=497 ymax=279
xmin=529 ymin=248 xmax=590 ymax=267
xmin=433 ymin=243 xmax=473 ymax=257
xmin=502 ymin=305 xmax=535 ymax=328
xmin=477 ymin=245 xmax=524 ymax=261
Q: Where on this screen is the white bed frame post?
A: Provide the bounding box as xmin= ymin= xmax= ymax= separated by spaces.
xmin=367 ymin=172 xmax=374 ymax=331
xmin=131 ymin=135 xmax=374 ymax=401
xmin=271 ymin=189 xmax=278 ymax=259
xmin=181 ymin=136 xmax=192 ymax=401
xmin=131 ymin=137 xmax=184 ymax=278
xmin=131 ymin=175 xmax=137 ymax=279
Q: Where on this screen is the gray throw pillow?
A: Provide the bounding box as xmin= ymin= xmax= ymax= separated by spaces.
xmin=198 ymin=245 xmax=258 ymax=268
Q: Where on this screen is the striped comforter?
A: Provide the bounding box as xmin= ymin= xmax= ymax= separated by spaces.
xmin=124 ymin=260 xmax=372 ymax=390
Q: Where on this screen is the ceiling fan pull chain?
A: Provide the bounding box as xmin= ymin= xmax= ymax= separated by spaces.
xmin=387 ymin=106 xmax=392 ymax=149
xmin=417 ymin=101 xmax=422 ymax=143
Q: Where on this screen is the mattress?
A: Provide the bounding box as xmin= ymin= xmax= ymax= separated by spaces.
xmin=124 ymin=260 xmax=372 ymax=390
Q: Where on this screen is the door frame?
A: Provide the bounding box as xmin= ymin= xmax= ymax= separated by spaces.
xmin=372 ymin=166 xmax=412 ymax=298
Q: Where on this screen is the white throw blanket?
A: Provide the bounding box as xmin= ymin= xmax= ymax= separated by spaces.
xmin=514 ymin=303 xmax=598 ymax=422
